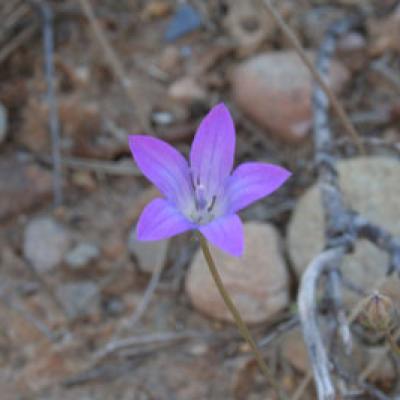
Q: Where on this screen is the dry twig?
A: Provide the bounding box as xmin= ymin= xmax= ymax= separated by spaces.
xmin=0 ymin=23 xmax=38 ymax=64
xmin=262 ymin=0 xmax=365 ymax=154
xmin=50 ymin=155 xmax=141 ymax=176
xmin=77 ymin=0 xmax=151 ymax=133
xmin=92 ymin=330 xmax=208 ymax=363
xmin=279 ymin=12 xmax=400 ymax=400
xmin=298 ymin=248 xmax=346 ymax=399
xmin=0 ymin=287 xmax=57 ymax=342
xmin=28 ymin=0 xmax=63 ymax=206
xmin=127 ymin=261 xmax=164 ymax=329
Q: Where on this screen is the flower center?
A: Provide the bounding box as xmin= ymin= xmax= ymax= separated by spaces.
xmin=187 ymin=174 xmax=218 ymax=225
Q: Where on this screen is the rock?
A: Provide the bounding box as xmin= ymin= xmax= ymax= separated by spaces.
xmin=128 ymin=227 xmax=169 ymax=273
xmin=56 ymin=281 xmax=99 ymax=318
xmin=282 ymin=330 xmax=309 ymax=372
xmin=141 ymin=0 xmax=172 ymax=20
xmin=168 ymin=77 xmax=207 ymax=104
xmin=57 ymin=61 xmax=91 ymax=91
xmin=231 ymin=51 xmax=349 ymax=142
xmin=0 ymin=103 xmax=8 ymax=145
xmin=186 ymin=222 xmax=290 ymax=324
xmin=337 ymin=32 xmax=367 ymax=71
xmin=287 ymin=157 xmax=400 ymax=306
xmin=103 ymin=236 xmax=126 ymax=261
xmin=159 ymin=46 xmax=181 ymax=75
xmin=23 ymin=217 xmax=70 ymax=273
xmin=223 ymin=2 xmax=275 ymax=57
xmin=151 ymin=110 xmax=175 ymax=126
xmin=64 ymin=242 xmax=100 ymax=270
xmin=366 ymin=346 xmax=397 ymax=383
xmin=282 ymin=329 xmax=370 ymax=376
xmin=0 ymin=157 xmax=52 ymax=222
xmin=70 ymin=171 xmax=97 ymax=191
xmin=164 ymin=4 xmax=202 ymax=42
xmin=101 ymin=296 xmax=125 ymax=317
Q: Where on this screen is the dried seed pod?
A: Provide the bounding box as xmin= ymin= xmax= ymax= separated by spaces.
xmin=359 ymin=291 xmax=396 ymax=332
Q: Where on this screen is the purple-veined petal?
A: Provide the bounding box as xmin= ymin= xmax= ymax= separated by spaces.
xmin=136 ymin=198 xmax=194 ymax=241
xmin=190 ymin=103 xmax=235 ymax=196
xmin=129 ymin=135 xmax=193 ymax=207
xmin=226 ymin=162 xmax=291 ymax=213
xmin=199 ymin=214 xmax=243 ymax=257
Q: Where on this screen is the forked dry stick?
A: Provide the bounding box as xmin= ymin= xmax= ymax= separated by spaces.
xmin=293 ymin=275 xmax=393 ymax=400
xmin=267 ymin=10 xmax=400 ymax=400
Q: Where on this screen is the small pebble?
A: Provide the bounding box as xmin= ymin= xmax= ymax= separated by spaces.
xmin=23 ymin=217 xmax=70 ymax=273
xmin=164 ymin=4 xmax=202 ymax=42
xmin=64 ymin=242 xmax=100 ymax=269
xmin=56 ymin=281 xmax=99 ymax=319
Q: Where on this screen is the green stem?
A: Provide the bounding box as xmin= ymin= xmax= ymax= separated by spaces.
xmin=197 ymin=233 xmax=287 ymax=400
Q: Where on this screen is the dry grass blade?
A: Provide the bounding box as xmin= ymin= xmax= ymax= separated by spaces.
xmin=0 ymin=23 xmax=38 ymax=64
xmin=262 ymin=0 xmax=365 ymax=154
xmin=77 ymin=0 xmax=151 ymax=133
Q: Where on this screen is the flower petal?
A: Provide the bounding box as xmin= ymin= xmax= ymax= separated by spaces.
xmin=129 ymin=135 xmax=192 ymax=207
xmin=190 ymin=103 xmax=235 ymax=195
xmin=136 ymin=198 xmax=194 ymax=241
xmin=199 ymin=214 xmax=243 ymax=257
xmin=226 ymin=162 xmax=291 ymax=213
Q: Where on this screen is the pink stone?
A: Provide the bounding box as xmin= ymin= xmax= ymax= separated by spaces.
xmin=231 ymin=51 xmax=350 ymax=142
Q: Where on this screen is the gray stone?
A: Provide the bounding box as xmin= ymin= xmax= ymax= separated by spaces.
xmin=23 ymin=217 xmax=70 ymax=273
xmin=287 ymin=157 xmax=400 ymax=306
xmin=56 ymin=281 xmax=99 ymax=318
xmin=65 ymin=242 xmax=100 ymax=269
xmin=186 ymin=222 xmax=290 ymax=324
xmin=128 ymin=227 xmax=169 ymax=273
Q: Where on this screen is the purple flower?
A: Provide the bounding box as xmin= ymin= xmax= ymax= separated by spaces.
xmin=129 ymin=103 xmax=291 ymax=257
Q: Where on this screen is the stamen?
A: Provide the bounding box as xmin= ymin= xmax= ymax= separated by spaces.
xmin=207 ymin=195 xmax=217 ymax=212
xmin=195 ymin=184 xmax=207 ymax=210
xmin=189 ymin=171 xmax=196 ymax=190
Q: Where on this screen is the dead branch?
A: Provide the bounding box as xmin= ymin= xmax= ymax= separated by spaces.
xmin=271 ymin=8 xmax=400 ymax=400
xmin=333 ymin=359 xmax=392 ymax=400
xmin=92 ymin=330 xmax=209 ymax=363
xmin=354 ymin=215 xmax=400 ymax=275
xmin=127 ymin=259 xmax=164 ymax=329
xmin=298 ymin=248 xmax=346 ymax=400
xmin=257 ymin=316 xmax=299 ymax=348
